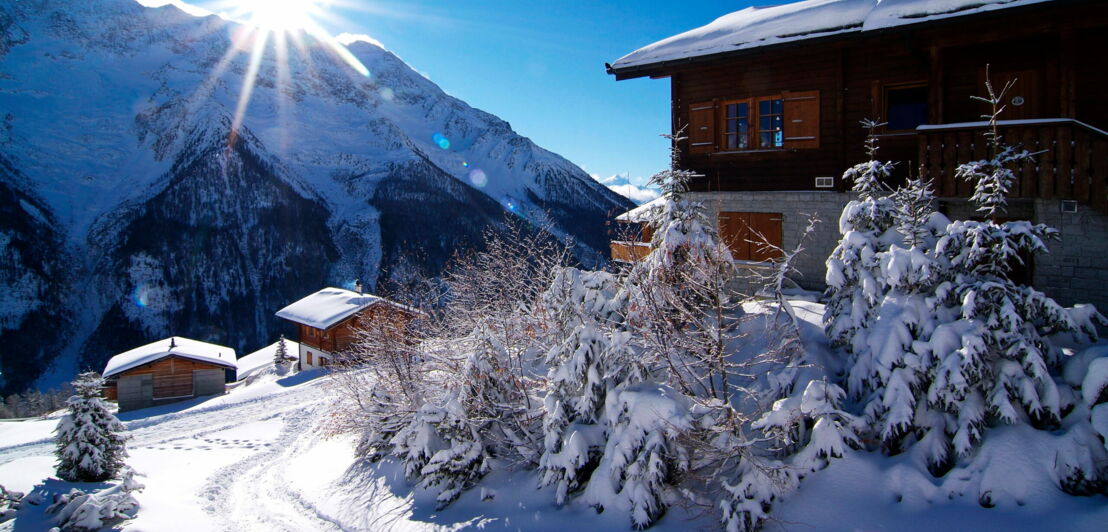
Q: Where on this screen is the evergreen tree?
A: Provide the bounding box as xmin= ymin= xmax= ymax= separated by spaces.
xmin=538 ymin=267 xmax=645 ymax=504
xmin=824 ymin=119 xmax=899 ymax=384
xmin=273 ymin=334 xmax=290 ymax=372
xmin=54 ymin=373 xmax=128 ymax=482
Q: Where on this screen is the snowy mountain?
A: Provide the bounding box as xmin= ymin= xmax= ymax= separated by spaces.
xmin=0 ymin=0 xmax=632 ymax=393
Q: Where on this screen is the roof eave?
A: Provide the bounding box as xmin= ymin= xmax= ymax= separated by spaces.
xmin=607 ymin=0 xmax=1074 ymax=81
xmin=104 ymin=353 xmax=237 ymax=378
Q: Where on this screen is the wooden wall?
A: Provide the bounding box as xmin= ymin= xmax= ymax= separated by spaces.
xmin=112 ymin=356 xmax=230 ymax=411
xmin=297 ymin=303 xmax=417 ymax=359
xmin=664 ymin=0 xmax=1108 ymax=194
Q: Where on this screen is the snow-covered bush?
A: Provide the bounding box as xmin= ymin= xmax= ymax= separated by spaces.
xmin=821 ymin=74 xmax=1108 ymax=492
xmin=584 ymin=384 xmax=692 ymax=530
xmin=45 ymin=467 xmax=143 ymax=532
xmin=54 ymin=373 xmax=128 ymax=483
xmin=539 ymin=267 xmax=643 ymax=504
xmin=0 ymin=484 xmax=22 ymax=523
xmin=824 ymin=120 xmax=899 ymax=362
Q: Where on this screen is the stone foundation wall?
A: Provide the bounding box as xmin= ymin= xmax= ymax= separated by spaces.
xmin=685 ymin=191 xmax=1108 ymax=312
xmin=686 ymin=190 xmax=854 ymax=291
xmin=1030 ymin=198 xmax=1108 ymax=311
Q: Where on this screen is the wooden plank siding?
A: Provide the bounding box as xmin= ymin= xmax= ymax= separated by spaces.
xmin=917 ymin=120 xmax=1108 ymax=214
xmin=109 ymin=356 xmax=229 ymax=407
xmin=653 ymin=1 xmax=1108 ymax=199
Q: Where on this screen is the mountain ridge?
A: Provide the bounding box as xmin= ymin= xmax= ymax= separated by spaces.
xmin=0 ymin=0 xmax=631 ymax=393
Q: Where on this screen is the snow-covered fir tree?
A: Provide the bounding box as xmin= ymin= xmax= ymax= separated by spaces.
xmin=853 ymin=176 xmax=950 ymax=456
xmin=824 ymin=119 xmax=899 ymax=381
xmin=928 ymin=76 xmax=1084 ymax=451
xmin=273 ymin=334 xmax=290 ymax=372
xmin=538 ymin=267 xmax=644 ymax=505
xmin=54 ymin=373 xmax=128 ymax=482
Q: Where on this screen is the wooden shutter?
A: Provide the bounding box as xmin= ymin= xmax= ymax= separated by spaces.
xmin=783 ymin=90 xmax=819 ymax=149
xmin=688 ymin=101 xmax=717 ymax=154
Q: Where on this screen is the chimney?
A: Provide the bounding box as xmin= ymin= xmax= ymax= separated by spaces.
xmin=169 ymin=337 xmax=177 ymax=350
xmin=354 ymin=279 xmax=363 ymax=294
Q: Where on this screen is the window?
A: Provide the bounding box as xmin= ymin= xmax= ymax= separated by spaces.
xmin=723 ymin=101 xmax=750 ymax=150
xmin=885 ymin=85 xmax=928 ymax=131
xmin=757 ymin=97 xmax=784 ymax=148
xmin=687 ymin=90 xmax=819 ymax=153
xmin=306 ymin=352 xmax=313 ymax=366
xmin=718 ymin=212 xmax=784 ymax=262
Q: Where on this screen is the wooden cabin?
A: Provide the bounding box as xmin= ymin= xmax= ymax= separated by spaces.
xmin=607 ymin=0 xmax=1108 ymax=309
xmin=275 ymin=286 xmax=419 ymax=369
xmin=103 ymin=337 xmax=237 ymax=412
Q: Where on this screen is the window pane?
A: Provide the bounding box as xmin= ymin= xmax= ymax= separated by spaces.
xmin=886 ymin=86 xmax=929 ymax=130
xmin=760 ymin=132 xmax=774 ymax=148
xmin=772 ymin=99 xmax=783 ymax=115
xmin=760 ymin=116 xmax=773 ymax=131
xmin=727 ymin=119 xmax=737 ymax=133
xmin=759 ymin=100 xmax=771 ymax=115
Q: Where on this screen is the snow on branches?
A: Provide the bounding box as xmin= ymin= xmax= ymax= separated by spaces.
xmin=54 ymin=373 xmax=128 ymax=483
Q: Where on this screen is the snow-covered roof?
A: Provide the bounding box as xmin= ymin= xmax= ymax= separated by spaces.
xmin=236 ymin=339 xmax=300 ymax=381
xmin=275 ymin=287 xmax=416 ymax=330
xmin=104 ymin=337 xmax=237 ymax=378
xmin=616 ymin=196 xmax=666 ymax=223
xmin=611 ymin=0 xmax=1053 ymax=75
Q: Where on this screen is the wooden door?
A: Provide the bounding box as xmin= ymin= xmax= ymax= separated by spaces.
xmin=985 ymin=68 xmax=1041 ymax=120
xmin=718 ymin=212 xmax=784 ymax=261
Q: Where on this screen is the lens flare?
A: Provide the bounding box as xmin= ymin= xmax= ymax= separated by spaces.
xmin=432 ymin=133 xmax=451 ymax=150
xmin=461 ymin=161 xmax=470 ymax=168
xmin=132 ymin=285 xmax=148 ymax=308
xmin=379 ymin=87 xmax=394 ymax=102
xmin=468 ymin=169 xmax=487 ymax=187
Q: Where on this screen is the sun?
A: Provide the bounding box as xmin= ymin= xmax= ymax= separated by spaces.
xmin=231 ymin=0 xmax=325 ymax=31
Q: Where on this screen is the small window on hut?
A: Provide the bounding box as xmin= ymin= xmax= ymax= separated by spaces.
xmin=885 ymin=85 xmax=928 ymax=131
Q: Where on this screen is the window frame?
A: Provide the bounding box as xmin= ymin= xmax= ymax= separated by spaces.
xmin=717 ymin=94 xmax=786 ymax=153
xmin=882 ymin=82 xmax=929 ymax=133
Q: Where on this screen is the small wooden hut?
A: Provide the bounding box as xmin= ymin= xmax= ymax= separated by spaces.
xmin=102 ymin=337 xmax=237 ymax=412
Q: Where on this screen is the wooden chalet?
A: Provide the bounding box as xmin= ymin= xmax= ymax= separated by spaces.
xmin=275 ymin=284 xmax=418 ymax=369
xmin=607 ymin=0 xmax=1108 ymax=309
xmin=103 ymin=337 xmax=236 ymax=412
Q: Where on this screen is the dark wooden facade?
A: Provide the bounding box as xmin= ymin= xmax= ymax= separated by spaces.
xmin=616 ymin=0 xmax=1108 ymax=205
xmin=297 ymin=303 xmax=417 ymax=361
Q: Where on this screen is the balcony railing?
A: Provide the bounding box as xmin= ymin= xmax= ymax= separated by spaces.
xmin=917 ymin=119 xmax=1108 ymax=214
xmin=610 ymin=240 xmax=651 ymax=262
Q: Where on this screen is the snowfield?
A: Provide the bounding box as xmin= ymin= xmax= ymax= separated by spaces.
xmin=2 ymin=300 xmax=1107 ymax=531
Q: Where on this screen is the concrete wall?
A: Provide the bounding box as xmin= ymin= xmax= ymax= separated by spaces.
xmin=686 ymin=190 xmax=853 ymax=291
xmin=685 ymin=191 xmax=1108 ymax=312
xmin=1031 ymin=198 xmax=1108 ymax=311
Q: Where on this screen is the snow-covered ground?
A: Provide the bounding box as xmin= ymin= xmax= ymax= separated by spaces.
xmin=2 ymin=299 xmax=1106 ymax=531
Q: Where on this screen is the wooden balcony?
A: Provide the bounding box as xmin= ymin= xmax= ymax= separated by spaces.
xmin=610 ymin=240 xmax=651 ymax=262
xmin=918 ymin=119 xmax=1108 ymax=213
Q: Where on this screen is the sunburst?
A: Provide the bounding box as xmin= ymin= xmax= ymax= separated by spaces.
xmin=182 ymin=0 xmax=373 ymax=145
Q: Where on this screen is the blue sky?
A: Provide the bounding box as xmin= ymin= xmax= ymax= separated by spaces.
xmin=160 ymin=0 xmax=753 ymax=199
